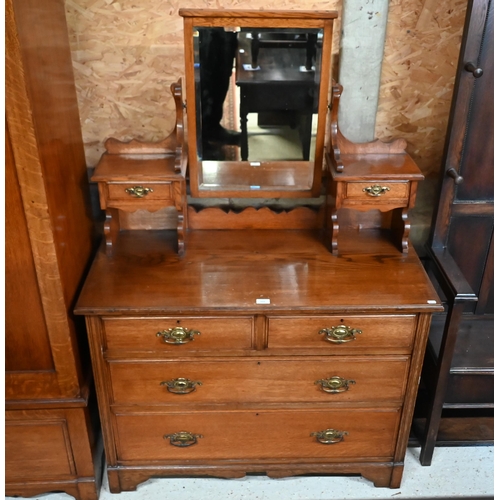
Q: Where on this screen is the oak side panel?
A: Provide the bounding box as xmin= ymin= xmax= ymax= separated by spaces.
xmin=6 ymin=0 xmax=95 ymax=398
xmin=86 ymin=317 xmax=120 ymax=467
xmin=391 ymin=313 xmax=433 ymax=486
xmin=5 ymin=125 xmax=53 ymax=372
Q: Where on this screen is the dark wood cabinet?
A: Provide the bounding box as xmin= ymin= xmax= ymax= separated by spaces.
xmin=5 ymin=0 xmax=103 ymax=497
xmin=413 ymin=0 xmax=494 ymax=465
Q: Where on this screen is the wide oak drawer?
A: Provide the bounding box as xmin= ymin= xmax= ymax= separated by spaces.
xmin=109 ymin=356 xmax=409 ymax=405
xmin=268 ymin=315 xmax=417 ymax=351
xmin=103 ymin=317 xmax=253 ymax=352
xmin=114 ymin=408 xmax=400 ymax=461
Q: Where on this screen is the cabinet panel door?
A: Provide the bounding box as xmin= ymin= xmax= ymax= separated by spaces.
xmin=5 ymin=417 xmax=76 ymax=480
xmin=455 ymin=0 xmax=493 ymax=202
xmin=448 ymin=216 xmax=493 ymax=314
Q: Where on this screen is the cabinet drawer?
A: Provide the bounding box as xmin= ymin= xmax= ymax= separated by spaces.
xmin=5 ymin=416 xmax=75 ymax=480
xmin=103 ymin=317 xmax=253 ymax=352
xmin=109 ymin=356 xmax=410 ymax=405
xmin=345 ymin=182 xmax=409 ymax=201
xmin=268 ymin=315 xmax=416 ymax=351
xmin=107 ymin=182 xmax=173 ymax=202
xmin=114 ymin=408 xmax=400 ymax=461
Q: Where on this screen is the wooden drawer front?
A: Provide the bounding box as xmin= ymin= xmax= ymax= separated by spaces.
xmin=107 ymin=182 xmax=173 ymax=203
xmin=109 ymin=356 xmax=409 ymax=405
xmin=345 ymin=182 xmax=409 ymax=201
xmin=5 ymin=418 xmax=75 ymax=480
xmin=114 ymin=408 xmax=400 ymax=461
xmin=103 ymin=317 xmax=253 ymax=352
xmin=268 ymin=315 xmax=416 ymax=351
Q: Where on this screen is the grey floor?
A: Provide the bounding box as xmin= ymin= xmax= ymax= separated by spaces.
xmin=10 ymin=445 xmax=494 ymax=500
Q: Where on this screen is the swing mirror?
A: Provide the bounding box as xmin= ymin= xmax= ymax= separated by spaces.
xmin=180 ymin=9 xmax=336 ymax=198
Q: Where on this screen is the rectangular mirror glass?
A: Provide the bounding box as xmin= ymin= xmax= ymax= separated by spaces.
xmin=181 ymin=10 xmax=336 ymax=198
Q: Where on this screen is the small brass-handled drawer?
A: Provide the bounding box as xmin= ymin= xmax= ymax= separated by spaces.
xmin=319 ymin=325 xmax=362 ymax=343
xmin=157 ymin=327 xmax=200 ymax=344
xmin=268 ymin=315 xmax=417 ymax=352
xmin=311 ymin=429 xmax=348 ymax=444
xmin=164 ymin=431 xmax=203 ymax=447
xmin=160 ymin=378 xmax=202 ymax=394
xmin=315 ymin=376 xmax=355 ymax=393
xmin=102 ymin=317 xmax=253 ymax=352
xmin=106 ymin=182 xmax=173 ymax=202
xmin=345 ymin=182 xmax=409 ymax=201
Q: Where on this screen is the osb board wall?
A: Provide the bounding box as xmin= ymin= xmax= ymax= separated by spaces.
xmin=375 ymin=0 xmax=467 ymax=245
xmin=65 ymin=0 xmax=467 ymax=248
xmin=65 ymin=0 xmax=342 ymax=167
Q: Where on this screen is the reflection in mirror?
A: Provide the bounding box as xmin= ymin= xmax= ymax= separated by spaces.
xmin=194 ymin=27 xmax=323 ymax=164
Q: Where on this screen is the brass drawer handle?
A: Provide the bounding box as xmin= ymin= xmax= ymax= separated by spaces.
xmin=164 ymin=431 xmax=203 ymax=447
xmin=362 ymin=185 xmax=390 ymax=197
xmin=315 ymin=376 xmax=356 ymax=393
xmin=311 ymin=429 xmax=348 ymax=445
xmin=125 ymin=185 xmax=153 ymax=198
xmin=318 ymin=325 xmax=362 ymax=343
xmin=156 ymin=327 xmax=201 ymax=344
xmin=161 ymin=378 xmax=202 ymax=394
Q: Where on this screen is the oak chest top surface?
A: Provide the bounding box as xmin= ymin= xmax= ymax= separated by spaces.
xmin=75 ymin=229 xmax=441 ymax=316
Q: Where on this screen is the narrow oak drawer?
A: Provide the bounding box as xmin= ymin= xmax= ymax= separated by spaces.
xmin=108 ymin=356 xmax=410 ymax=405
xmin=345 ymin=182 xmax=409 ymax=200
xmin=114 ymin=408 xmax=400 ymax=461
xmin=107 ymin=182 xmax=173 ymax=202
xmin=103 ymin=317 xmax=253 ymax=352
xmin=268 ymin=315 xmax=417 ymax=351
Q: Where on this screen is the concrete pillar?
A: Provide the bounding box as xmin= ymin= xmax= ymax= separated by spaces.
xmin=338 ymin=0 xmax=389 ymax=142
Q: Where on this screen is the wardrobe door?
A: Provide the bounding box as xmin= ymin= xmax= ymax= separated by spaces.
xmin=6 ymin=1 xmax=103 ymax=497
xmin=6 ymin=0 xmax=95 ymax=401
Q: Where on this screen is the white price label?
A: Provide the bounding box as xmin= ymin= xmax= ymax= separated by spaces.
xmin=256 ymin=298 xmax=271 ymax=304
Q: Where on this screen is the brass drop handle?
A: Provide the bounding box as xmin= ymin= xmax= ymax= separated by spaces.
xmin=164 ymin=431 xmax=203 ymax=447
xmin=318 ymin=325 xmax=362 ymax=343
xmin=125 ymin=185 xmax=153 ymax=198
xmin=464 ymin=61 xmax=483 ymax=78
xmin=311 ymin=429 xmax=348 ymax=444
xmin=362 ymin=185 xmax=390 ymax=197
xmin=446 ymin=168 xmax=464 ymax=185
xmin=161 ymin=378 xmax=202 ymax=394
xmin=315 ymin=376 xmax=356 ymax=393
xmin=156 ymin=327 xmax=201 ymax=344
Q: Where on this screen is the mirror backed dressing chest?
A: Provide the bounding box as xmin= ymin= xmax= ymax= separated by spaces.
xmin=76 ymin=8 xmax=442 ymax=492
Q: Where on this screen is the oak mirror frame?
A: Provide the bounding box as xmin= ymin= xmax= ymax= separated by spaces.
xmin=180 ymin=9 xmax=337 ymax=198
